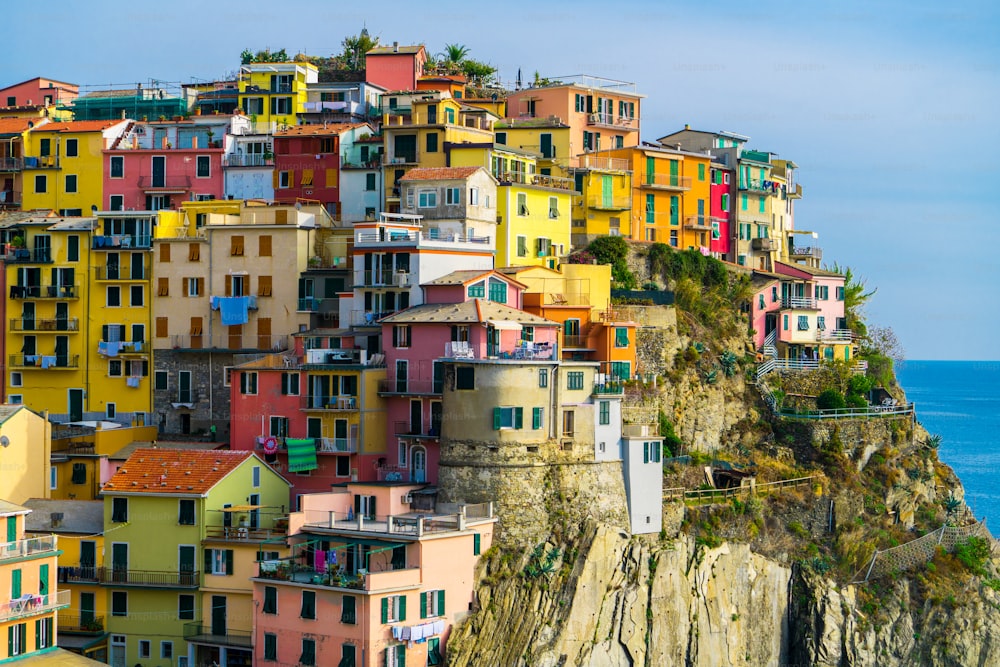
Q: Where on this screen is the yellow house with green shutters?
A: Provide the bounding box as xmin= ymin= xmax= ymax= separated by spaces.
xmin=0 ymin=499 xmax=68 ymax=663
xmin=238 ymin=61 xmax=317 ymax=132
xmin=493 ymin=117 xmax=572 ymax=178
xmin=23 ymin=499 xmax=107 ymax=661
xmin=20 ymin=120 xmax=130 ymax=215
xmin=100 ymin=448 xmax=290 ymax=667
xmin=568 ymin=154 xmax=633 ymax=245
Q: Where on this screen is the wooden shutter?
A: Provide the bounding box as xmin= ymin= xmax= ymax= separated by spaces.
xmin=420 ymin=591 xmax=427 ymax=619
xmin=157 ymin=277 xmax=169 ymax=296
xmin=272 ymin=170 xmax=279 ymax=189
xmin=258 ymin=275 xmax=272 ymax=297
xmin=474 ymin=533 xmax=481 ymax=555
xmin=259 ymin=235 xmax=272 ymax=257
xmin=326 ymin=168 xmax=338 ymax=188
xmin=224 ymin=278 xmax=232 ymax=296
xmin=437 ymin=590 xmax=445 ymax=616
xmin=188 ymin=243 xmax=200 ymax=261
xmin=155 ymin=317 xmax=168 ymax=338
xmin=300 ymin=169 xmax=314 ymax=186
xmin=231 ymin=236 xmax=244 ymax=256
xmin=381 ymin=597 xmax=388 ymax=623
xmin=514 ymin=407 xmax=523 ymax=429
xmin=196 ymin=278 xmax=205 ymax=296
xmin=257 ymin=318 xmax=271 ymax=349
xmin=493 ymin=407 xmax=501 ymax=430
xmin=397 ymin=593 xmax=405 ymax=621
xmin=160 ymin=243 xmax=171 ymax=262
xmin=190 ymin=317 xmax=203 ymax=335
xmin=225 ymin=550 xmax=234 ymax=575
xmin=204 ymin=549 xmax=213 ymax=574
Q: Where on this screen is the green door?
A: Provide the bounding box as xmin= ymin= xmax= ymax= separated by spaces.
xmin=5 ymin=516 xmax=15 ymax=542
xmin=68 ymin=389 xmax=84 ymax=422
xmin=645 ymin=157 xmax=655 ymax=185
xmin=179 ymin=545 xmax=195 ymax=585
xmin=112 ymin=543 xmax=128 ymax=582
xmin=39 ymin=564 xmax=48 ymax=595
xmin=669 ymin=160 xmax=679 ymax=186
xmin=80 ymin=541 xmax=96 ymax=578
xmin=539 ymin=133 xmax=553 ymax=159
xmin=601 ymin=174 xmax=613 ymax=208
xmin=211 ymin=595 xmax=227 ymax=637
xmin=80 ymin=592 xmax=95 ymax=626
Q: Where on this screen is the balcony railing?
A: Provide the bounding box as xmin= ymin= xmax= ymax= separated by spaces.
xmin=302 ymin=395 xmax=358 ymax=411
xmin=92 ymin=234 xmax=151 ymax=249
xmin=350 ymin=310 xmax=397 ymax=327
xmin=531 ymin=173 xmax=575 ymax=190
xmin=137 ymin=175 xmax=192 ymax=191
xmin=381 ymin=154 xmax=419 ymax=166
xmin=94 ymin=265 xmax=147 ymax=281
xmin=170 ymin=333 xmax=289 ymax=352
xmin=780 ymin=296 xmax=818 ymax=310
xmin=9 ymin=354 xmax=79 ymax=369
xmin=9 ymin=317 xmax=80 ymax=332
xmin=354 ymin=230 xmax=491 ymax=247
xmin=0 ymin=157 xmax=23 ymax=171
xmin=578 ymin=155 xmax=631 ymax=172
xmin=377 ymin=378 xmax=442 ymax=395
xmin=23 ymin=155 xmax=60 ymax=169
xmin=0 ymin=535 xmax=58 ymax=562
xmin=222 ymin=153 xmax=274 ymax=167
xmin=393 ymin=421 xmax=440 ymax=439
xmin=204 ymin=526 xmax=288 ymax=542
xmin=586 ymin=113 xmax=637 ymax=130
xmin=317 ymin=436 xmax=358 ymax=454
xmin=739 ymin=178 xmax=774 ymax=194
xmin=788 ymin=245 xmax=822 ymax=259
xmin=57 ymin=565 xmax=99 ymax=583
xmin=0 ymin=590 xmax=70 ymax=623
xmin=684 ymin=215 xmax=713 ymax=231
xmin=97 ymin=567 xmax=200 ymax=588
xmin=356 ymin=270 xmax=412 ymax=288
xmin=5 ymin=247 xmax=52 ymax=263
xmin=816 ymin=328 xmax=854 ymax=342
xmin=638 ymin=173 xmax=691 ymax=190
xmin=592 ymin=382 xmax=625 ymax=396
xmin=297 ymin=297 xmax=321 ymax=312
xmin=751 ymin=238 xmax=775 ymax=252
xmin=562 ymin=334 xmax=590 ymax=348
xmin=586 ymin=195 xmax=630 ymax=210
xmin=8 ymin=283 xmax=79 ymax=299
xmin=296 ymin=503 xmax=494 ymax=539
xmin=59 ymin=613 xmax=105 ymax=635
xmin=183 ymin=623 xmax=253 ymax=648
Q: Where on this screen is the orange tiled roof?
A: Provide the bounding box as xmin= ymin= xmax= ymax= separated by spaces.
xmin=103 ymin=448 xmax=254 ymax=496
xmin=399 ymin=166 xmax=482 ymax=182
xmin=30 ymin=120 xmax=124 ymax=133
xmin=0 ymin=118 xmax=39 ymax=135
xmin=274 ymin=123 xmax=366 ymax=137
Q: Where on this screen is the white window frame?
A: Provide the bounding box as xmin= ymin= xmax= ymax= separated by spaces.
xmin=106 ymin=403 xmax=117 ymax=420
xmin=222 ymin=366 xmax=233 ymax=387
xmin=445 ymin=187 xmax=460 ymax=205
xmin=279 ymin=171 xmax=290 ymax=188
xmin=548 ymin=196 xmax=559 ymax=219
xmin=469 ymin=187 xmax=479 ymax=205
xmin=50 ymin=466 xmax=57 ymax=490
xmin=130 ymin=284 xmax=144 ymax=308
xmin=187 ymin=278 xmax=201 ymax=297
xmin=10 ymin=372 xmax=22 ymax=387
xmin=425 ymin=589 xmax=444 ymax=617
xmin=386 ymin=595 xmax=405 ymax=622
xmin=107 ymin=285 xmax=121 ymax=307
xmin=161 ymin=641 xmax=173 ymax=659
xmin=210 ymin=549 xmax=230 ymax=575
xmin=138 ymin=639 xmax=151 ymax=659
xmin=398 ymin=441 xmax=407 ymax=468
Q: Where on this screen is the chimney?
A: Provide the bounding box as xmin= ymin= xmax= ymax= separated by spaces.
xmin=50 ymin=512 xmax=64 ymax=528
xmin=684 ymin=124 xmax=690 ymax=130
xmin=393 ymin=41 xmax=399 ymax=53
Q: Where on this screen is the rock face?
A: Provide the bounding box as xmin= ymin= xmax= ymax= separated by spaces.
xmin=447 ymin=522 xmax=1000 ymax=667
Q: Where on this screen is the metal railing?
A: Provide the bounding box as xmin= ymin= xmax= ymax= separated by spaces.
xmin=578 ymin=155 xmax=631 ymax=171
xmin=96 ymin=567 xmax=200 ymax=588
xmin=381 ymin=153 xmax=419 ymax=166
xmin=531 ymin=173 xmax=575 ymax=190
xmin=222 ymin=154 xmax=274 ymax=167
xmin=586 ymin=195 xmax=630 ymax=210
xmin=9 ymin=317 xmax=80 ymax=332
xmin=816 ymin=328 xmax=854 ymax=342
xmin=684 ymin=215 xmax=713 ymax=230
xmin=788 ymin=245 xmax=822 ymax=259
xmin=24 ymin=155 xmax=60 ymax=168
xmin=59 ymin=613 xmax=105 ymax=634
xmin=780 ymin=296 xmax=818 ymax=309
xmin=92 ymin=234 xmax=152 ymax=249
xmin=94 ymin=265 xmax=147 ymax=281
xmin=137 ymin=176 xmax=192 ymax=190
xmin=5 ymin=247 xmax=52 ymax=263
xmin=0 ymin=590 xmax=70 ymax=623
xmin=302 ymin=395 xmax=358 ymax=411
xmin=377 ymin=378 xmax=442 ymax=395
xmin=298 ymin=503 xmax=494 ymax=537
xmin=317 ymin=437 xmax=358 ymax=454
xmin=204 ymin=526 xmax=287 ymax=542
xmin=183 ymin=623 xmax=253 ymax=648
xmin=356 ymin=270 xmax=412 ymax=288
xmin=638 ymin=173 xmax=691 ymax=190
xmin=0 ymin=157 xmax=24 ymax=171
xmin=739 ymin=178 xmax=774 ymax=193
xmin=394 ymin=421 xmax=440 ymax=439
xmin=0 ymin=535 xmax=58 ymax=561
xmin=592 ymin=382 xmax=625 ymax=395
xmin=354 ymin=230 xmax=491 ymax=246
xmin=8 ymin=354 xmax=79 ymax=369
xmin=57 ymin=565 xmax=99 ymax=583
xmin=586 ymin=113 xmax=636 ymax=130
xmin=170 ymin=334 xmax=289 ymax=352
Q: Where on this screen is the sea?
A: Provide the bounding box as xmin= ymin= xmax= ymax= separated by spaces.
xmin=896 ymin=360 xmax=1000 ymax=531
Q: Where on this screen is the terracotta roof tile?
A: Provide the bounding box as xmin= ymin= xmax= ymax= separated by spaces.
xmin=399 ymin=166 xmax=482 ymax=182
xmin=0 ymin=118 xmax=43 ymax=135
xmin=103 ymin=448 xmax=254 ymax=496
xmin=30 ymin=120 xmax=124 ymax=133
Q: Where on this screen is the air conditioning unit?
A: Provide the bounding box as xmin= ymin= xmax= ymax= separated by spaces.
xmin=401 ymin=493 xmax=413 ymax=504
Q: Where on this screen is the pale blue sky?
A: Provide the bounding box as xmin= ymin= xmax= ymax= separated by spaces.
xmin=6 ymin=0 xmax=999 ymax=359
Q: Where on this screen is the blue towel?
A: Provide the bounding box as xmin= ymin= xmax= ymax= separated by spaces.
xmin=41 ymin=356 xmax=56 ymax=369
xmin=219 ymin=296 xmax=249 ymax=326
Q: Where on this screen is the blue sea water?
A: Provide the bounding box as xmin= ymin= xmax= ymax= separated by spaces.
xmin=895 ymin=360 xmax=1000 ymax=531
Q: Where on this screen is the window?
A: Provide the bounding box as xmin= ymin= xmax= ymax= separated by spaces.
xmin=187 ymin=277 xmax=203 ymax=296
xmin=599 ymin=401 xmax=610 ymax=425
xmin=563 ymin=410 xmax=576 ymax=436
xmin=797 ymin=316 xmax=809 ymax=331
xmin=382 ymin=595 xmax=406 ymax=623
xmin=36 ymin=617 xmax=53 ymax=650
xmin=111 ymin=497 xmax=128 ymax=523
xmin=8 ymin=395 xmax=21 ymax=405
xmin=298 ymin=590 xmax=317 ymax=620
xmin=393 ymin=325 xmax=411 ymax=348
xmin=240 ymin=371 xmax=258 ymax=395
xmin=469 ymin=187 xmax=479 ymax=205
xmin=109 ymin=155 xmax=124 ymax=178
xmin=231 ymin=236 xmax=244 ymax=256
xmin=264 ymin=633 xmax=277 ymax=660
xmin=271 ymin=96 xmax=292 ymax=114
xmin=278 ymin=171 xmax=290 ymax=188
xmin=538 ymin=369 xmax=548 ymax=388
xmin=487 ymin=280 xmax=507 ymax=304
xmin=758 ymin=294 xmax=765 ymax=310
xmin=112 ymin=591 xmax=127 ymax=616
xmin=721 ymin=193 xmax=729 ymax=212
xmin=741 ymin=193 xmax=748 ymax=210
xmin=614 ymin=327 xmax=629 ymax=348
xmin=281 ymin=372 xmax=299 ymax=395
xmin=139 ymin=640 xmax=151 ymax=659
xmin=191 ymin=155 xmax=209 ymax=178
xmin=772 ymin=286 xmax=778 ymax=302
xmin=341 ymin=595 xmax=357 ymax=624
xmin=783 ymin=314 xmax=789 ymax=330
xmin=178 ymin=370 xmax=192 ymax=403
xmin=161 ymin=641 xmax=173 ymax=659
xmin=263 ymin=586 xmax=277 ymax=614
xmin=426 ymin=132 xmax=439 ymax=153
xmin=258 ymin=235 xmax=272 ymax=257
xmin=50 ymin=466 xmax=57 ymax=490
xmin=157 ymin=277 xmax=170 ymax=296
xmin=516 ymin=235 xmax=527 ymax=257
xmin=178 ymin=594 xmax=195 ymax=619
xmin=548 ymin=196 xmax=559 ymax=219
xmin=385 ymin=644 xmax=406 ymax=667
xmin=65 ymin=174 xmax=77 ymax=193
xmin=420 ymin=590 xmax=446 ymax=618
xmin=107 ymin=285 xmax=120 ymax=307
xmin=817 ymin=316 xmax=826 ymax=331
xmin=759 ymin=196 xmax=766 ymax=213
xmin=35 ymin=174 xmax=47 ymax=193
xmin=130 ymin=284 xmax=144 ymax=307
xmin=492 ymin=406 xmax=523 ymax=430
xmin=7 ymin=623 xmax=26 ymax=657
xmin=532 ymin=407 xmax=544 ymax=430
xmin=445 ymin=186 xmax=460 ymax=204
xmin=643 ymin=441 xmax=662 ymax=464
xmin=60 ymin=138 xmax=78 ymax=158
xmin=567 ymin=371 xmax=585 ymax=390
xmin=456 ymin=367 xmax=475 ymax=390
xmin=269 ymin=416 xmax=289 ymax=438
xmin=817 ymin=285 xmax=829 ymax=300
xmin=836 ymin=286 xmax=845 ymax=301
xmin=10 ymin=372 xmax=22 ymax=388
xmin=417 ymin=190 xmax=437 ymax=208
xmin=178 ymin=499 xmax=195 ymax=525
xmin=516 ymin=192 xmax=528 ymax=216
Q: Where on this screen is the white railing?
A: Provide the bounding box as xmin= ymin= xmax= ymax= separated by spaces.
xmin=0 ymin=590 xmax=70 ymax=622
xmin=816 ymin=329 xmax=853 ymax=342
xmin=780 ymin=297 xmax=818 ymax=309
xmin=0 ymin=535 xmax=57 ymax=561
xmin=355 ymin=231 xmax=491 ymax=246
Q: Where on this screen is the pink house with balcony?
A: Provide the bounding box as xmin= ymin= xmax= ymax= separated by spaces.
xmin=103 ymin=114 xmax=249 ymax=210
xmin=252 ymin=481 xmax=495 ymax=667
xmin=709 ymin=161 xmax=733 ymax=257
xmin=375 ymin=270 xmax=558 ymax=484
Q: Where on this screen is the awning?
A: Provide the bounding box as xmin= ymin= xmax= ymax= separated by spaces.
xmin=487 ymin=320 xmax=522 ymax=331
xmin=286 ymin=438 xmax=317 ymax=473
xmin=219 ymin=505 xmax=264 ymax=512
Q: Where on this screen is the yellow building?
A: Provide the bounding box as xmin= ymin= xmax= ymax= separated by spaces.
xmin=49 ymin=423 xmax=159 ymax=501
xmin=23 ymin=500 xmax=107 ymax=662
xmin=381 ymin=95 xmax=497 ymax=212
xmin=238 ymin=61 xmax=317 ymax=132
xmin=0 ymin=499 xmax=69 ymax=662
xmin=21 ymin=120 xmax=130 ymax=215
xmin=494 ymin=117 xmax=572 ymax=178
xmin=0 ymin=406 xmax=51 ymax=505
xmin=568 ymin=154 xmax=633 ymax=246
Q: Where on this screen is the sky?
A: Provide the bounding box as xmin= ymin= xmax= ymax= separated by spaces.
xmin=5 ymin=0 xmax=1000 ymax=360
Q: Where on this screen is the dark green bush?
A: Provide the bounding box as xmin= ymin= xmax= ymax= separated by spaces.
xmin=817 ymin=388 xmax=846 ymax=410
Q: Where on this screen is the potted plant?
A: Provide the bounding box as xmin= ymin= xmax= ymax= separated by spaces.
xmin=10 ymin=236 xmax=24 ymax=248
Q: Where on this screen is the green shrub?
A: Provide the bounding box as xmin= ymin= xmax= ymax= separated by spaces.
xmin=848 ymin=374 xmax=875 ymax=396
xmin=954 ymin=536 xmax=991 ymax=576
xmin=845 ymin=394 xmax=868 ymax=408
xmin=817 ymin=388 xmax=846 ymax=410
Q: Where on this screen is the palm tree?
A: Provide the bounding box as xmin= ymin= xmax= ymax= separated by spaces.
xmin=440 ymin=43 xmax=470 ymax=65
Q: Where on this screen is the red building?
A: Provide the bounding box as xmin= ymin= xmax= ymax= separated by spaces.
xmin=710 ymin=162 xmax=734 ymax=259
xmin=364 ymin=43 xmax=428 ymax=92
xmin=0 ymin=77 xmax=78 ymax=109
xmin=273 ymin=124 xmax=367 ymax=217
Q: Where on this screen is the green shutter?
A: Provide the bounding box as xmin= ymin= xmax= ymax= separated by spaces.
xmin=420 ymin=591 xmax=427 ymax=619
xmin=39 ymin=564 xmax=48 ymax=595
xmin=532 ymin=407 xmax=542 ymax=430
xmin=225 ymin=550 xmax=234 ymax=576
xmin=643 ymin=442 xmax=649 ymax=464
xmin=205 ymin=549 xmax=213 ymax=573
xmin=8 ymin=626 xmax=13 ymax=657
xmin=397 ymin=643 xmax=406 ymax=667
xmin=473 ymin=533 xmax=481 ymax=555
xmin=514 ymin=407 xmax=523 ymax=429
xmin=381 ymin=597 xmax=389 ymax=623
xmin=698 ymin=164 xmax=705 ymax=180
xmin=11 ymin=569 xmax=21 ymax=599
xmin=493 ymin=407 xmax=501 ymax=430
xmin=398 ymin=595 xmax=406 ymax=621
xmin=437 ymin=590 xmax=445 ymax=615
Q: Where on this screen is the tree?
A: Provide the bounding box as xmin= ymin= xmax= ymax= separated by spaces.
xmin=440 ymin=43 xmax=470 ymax=65
xmin=339 ymin=30 xmax=380 ymax=71
xmin=828 ymin=263 xmax=877 ymax=338
xmin=240 ymin=48 xmax=289 ymax=64
xmin=863 ymin=325 xmax=905 ymax=362
xmin=461 ymin=59 xmax=498 ymax=87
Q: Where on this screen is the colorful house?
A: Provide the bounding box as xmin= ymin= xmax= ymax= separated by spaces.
xmin=0 ymin=77 xmax=78 ymax=111
xmin=49 ymin=422 xmax=158 ymax=501
xmin=0 ymin=499 xmax=69 ymax=663
xmin=708 ymin=161 xmax=734 ymax=258
xmin=21 ymin=120 xmax=131 ymax=215
xmin=339 ymin=131 xmax=383 ymax=223
xmin=100 ymin=448 xmax=290 ymax=667
xmin=252 ymin=481 xmax=495 ymax=667
xmin=364 ymin=43 xmax=429 ymax=92
xmin=568 ymin=153 xmax=633 ymax=245
xmin=0 ymin=118 xmax=49 ymax=211
xmin=222 ymin=129 xmax=275 ymax=202
xmin=0 ymin=406 xmax=51 ymax=505
xmin=397 ymin=166 xmax=498 ymax=241
xmin=302 ymin=80 xmax=384 ymax=125
xmin=23 ymin=499 xmax=108 ymax=661
xmin=493 ymin=117 xmax=572 ymax=178
xmin=238 ymin=61 xmax=317 ymax=132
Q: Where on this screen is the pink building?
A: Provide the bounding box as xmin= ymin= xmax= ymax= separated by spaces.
xmin=376 ymin=270 xmax=558 ymax=484
xmin=252 ymin=482 xmax=495 ymax=667
xmin=365 ymin=43 xmax=428 ymax=93
xmin=103 ymin=115 xmax=248 ymax=210
xmin=0 ymin=76 xmax=78 ymax=109
xmin=709 ymin=162 xmax=733 ymax=258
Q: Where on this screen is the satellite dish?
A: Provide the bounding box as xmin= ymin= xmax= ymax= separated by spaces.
xmin=0 ymin=436 xmax=9 ymax=447
xmin=295 ymin=202 xmax=302 ymax=211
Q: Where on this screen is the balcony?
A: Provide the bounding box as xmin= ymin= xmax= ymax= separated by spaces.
xmin=94 ymin=265 xmax=148 ymax=281
xmin=8 ymin=283 xmax=79 ymax=299
xmin=377 ymin=378 xmax=442 ymax=396
xmin=23 ymin=155 xmax=60 ymax=169
xmin=356 ymin=270 xmax=413 ymax=288
xmin=9 ymin=354 xmax=79 ymax=369
xmin=684 ymin=215 xmax=713 ymax=231
xmin=586 ymin=113 xmax=638 ymax=131
xmin=59 ymin=613 xmax=105 ymax=635
xmin=393 ymin=421 xmax=440 ymax=440
xmin=137 ymin=175 xmax=192 ymax=193
xmin=586 ymin=194 xmax=630 ymax=211
xmin=297 ymin=297 xmax=322 ymax=312
xmin=301 ymin=395 xmax=358 ymax=411
xmin=0 ymin=590 xmax=70 ymax=623
xmin=592 ymin=382 xmax=625 ymax=396
xmin=381 ymin=154 xmax=419 ymax=166
xmin=183 ymin=623 xmax=252 ymax=648
xmin=562 ymin=334 xmax=592 ymax=349
xmin=350 ymin=310 xmax=397 ymax=327
xmin=578 ymin=155 xmax=631 ymax=172
xmin=9 ymin=317 xmax=80 ymax=333
xmin=296 ymin=503 xmax=494 ymax=540
xmin=739 ymin=179 xmax=774 ymax=194
xmin=0 ymin=535 xmax=58 ymax=562
xmin=788 ymin=183 xmax=803 ymax=199
xmin=204 ymin=525 xmax=288 ymax=542
xmin=780 ymin=296 xmax=819 ymax=310
xmin=92 ymin=234 xmax=152 ymax=249
xmin=751 ymin=238 xmax=775 ymax=252
xmin=354 ymin=230 xmax=491 ymax=248
xmin=222 ymin=153 xmax=274 ymax=167
xmin=0 ymin=157 xmax=23 ymax=171
xmin=57 ymin=565 xmax=99 ymax=584
xmin=97 ymin=567 xmax=200 ymax=588
xmin=816 ymin=328 xmax=854 ymax=343
xmin=531 ymin=173 xmax=575 ymax=191
xmin=638 ymin=173 xmax=691 ymax=191
xmin=170 ymin=333 xmax=288 ymax=352
xmin=788 ymin=245 xmax=822 ymax=260
xmin=317 ymin=436 xmax=358 ymax=454
xmin=5 ymin=247 xmax=52 ymax=263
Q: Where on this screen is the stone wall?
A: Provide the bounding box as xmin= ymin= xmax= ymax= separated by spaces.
xmin=152 ymin=350 xmax=235 ymax=436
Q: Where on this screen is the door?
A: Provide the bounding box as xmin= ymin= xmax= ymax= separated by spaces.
xmin=540 ymin=133 xmax=553 ymax=159
xmin=412 ymin=447 xmax=427 ymax=483
xmin=211 ymin=595 xmax=227 ymax=637
xmin=68 ymin=388 xmax=84 ymax=422
xmin=152 ymin=156 xmax=165 ymax=188
xmin=111 ymin=543 xmax=128 ymax=582
xmin=487 ymin=326 xmax=500 ymax=358
xmin=334 ymin=420 xmax=348 ymax=451
xmin=33 ymin=234 xmax=51 ymax=262
xmin=80 ymin=540 xmax=96 ymax=578
xmin=80 ymin=592 xmax=96 ymax=627
xmin=55 ymin=336 xmax=68 ymax=367
xmin=21 ymin=302 xmax=34 ymax=331
xmin=249 ymin=494 xmax=260 ymax=529
xmin=5 ymin=516 xmax=15 ymax=542
xmin=395 ymin=360 xmax=408 ymax=393
xmin=55 ymin=303 xmax=68 ymax=331
xmin=601 ymin=174 xmax=613 ymax=208
xmin=179 ymin=545 xmax=195 ymax=585
xmin=430 ymin=402 xmax=442 ymax=437
xmin=110 ymin=635 xmax=126 ymax=667
xmin=645 ymin=156 xmax=655 ymax=185
xmin=409 ymin=399 xmax=422 ymax=435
